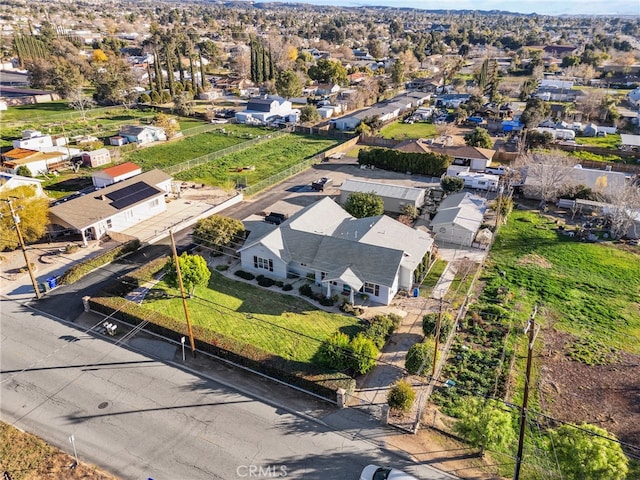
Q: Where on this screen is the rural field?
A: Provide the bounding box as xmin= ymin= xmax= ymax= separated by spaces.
xmin=481 ymin=209 xmax=640 ymax=445
xmin=144 ymin=270 xmax=361 ymax=363
xmin=173 ymin=133 xmax=341 ymax=188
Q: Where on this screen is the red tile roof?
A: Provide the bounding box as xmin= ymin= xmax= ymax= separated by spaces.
xmin=101 ymin=162 xmax=141 ymax=178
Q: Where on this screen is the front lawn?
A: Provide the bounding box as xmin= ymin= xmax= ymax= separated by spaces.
xmin=144 ymin=271 xmax=361 ymax=363
xmin=380 ymin=120 xmax=438 ymax=140
xmin=576 ymin=133 xmax=621 ymax=149
xmin=174 ymin=134 xmax=340 ymax=187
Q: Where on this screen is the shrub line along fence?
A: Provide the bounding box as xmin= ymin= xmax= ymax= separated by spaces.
xmin=162 ymin=129 xmax=290 ymax=176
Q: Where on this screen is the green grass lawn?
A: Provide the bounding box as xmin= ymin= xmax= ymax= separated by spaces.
xmin=144 ymin=271 xmax=361 ymax=362
xmin=489 ymin=210 xmax=640 ymax=354
xmin=174 ymin=134 xmax=340 ymax=187
xmin=419 ymin=259 xmax=448 ymax=297
xmin=576 ymin=133 xmax=621 ymax=149
xmin=0 ymin=100 xmax=75 ymax=123
xmin=379 ymin=120 xmax=438 ymax=140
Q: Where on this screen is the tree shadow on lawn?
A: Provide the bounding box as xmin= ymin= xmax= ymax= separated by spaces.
xmin=46 ymin=177 xmax=94 ymax=193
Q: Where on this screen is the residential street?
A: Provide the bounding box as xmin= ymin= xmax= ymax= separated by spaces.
xmin=1 ymin=299 xmax=457 ymax=480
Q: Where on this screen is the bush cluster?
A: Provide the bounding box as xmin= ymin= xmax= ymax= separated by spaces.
xmin=256 ymin=274 xmax=276 ymax=287
xmin=299 ymin=283 xmax=336 ymax=306
xmin=59 ymin=240 xmax=140 ymax=285
xmin=316 ymin=331 xmax=379 ymax=375
xmin=339 ymin=300 xmax=365 ymax=316
xmin=358 ymin=147 xmax=451 ymax=176
xmin=387 ymin=379 xmax=416 ymax=413
xmin=362 ymin=314 xmax=402 ymax=349
xmin=234 ymin=270 xmax=255 ymax=280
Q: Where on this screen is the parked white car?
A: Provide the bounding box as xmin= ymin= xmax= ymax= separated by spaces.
xmin=360 ymin=464 xmax=418 ymax=480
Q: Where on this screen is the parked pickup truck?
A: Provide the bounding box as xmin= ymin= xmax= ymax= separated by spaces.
xmin=311 ymin=177 xmax=333 ymax=191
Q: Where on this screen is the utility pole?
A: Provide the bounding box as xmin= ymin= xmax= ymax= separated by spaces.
xmin=513 ymin=305 xmax=539 ymax=480
xmin=169 ymin=229 xmax=196 ymax=357
xmin=1 ymin=198 xmax=41 ymax=299
xmin=432 ymin=297 xmax=444 ymax=378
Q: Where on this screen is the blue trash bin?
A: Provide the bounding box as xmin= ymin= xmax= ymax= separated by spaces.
xmin=47 ymin=277 xmax=57 ymax=289
xmin=413 ymin=287 xmax=419 ymax=297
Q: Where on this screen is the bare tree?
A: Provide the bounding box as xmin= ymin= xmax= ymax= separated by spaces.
xmin=518 ymin=151 xmax=576 ymax=204
xmin=601 ymin=182 xmax=640 ymax=239
xmin=67 ymin=88 xmax=96 ymax=122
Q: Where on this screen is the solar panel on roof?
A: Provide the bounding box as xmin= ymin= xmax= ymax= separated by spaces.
xmin=106 ymin=181 xmax=162 ymax=210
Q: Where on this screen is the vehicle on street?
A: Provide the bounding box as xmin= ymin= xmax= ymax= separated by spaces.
xmin=311 ymin=177 xmax=333 ymax=191
xmin=264 ymin=212 xmax=288 ymax=225
xmin=360 ymin=464 xmax=418 ymax=480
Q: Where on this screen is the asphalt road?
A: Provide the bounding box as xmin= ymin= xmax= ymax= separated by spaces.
xmin=1 ymin=300 xmax=456 ymax=480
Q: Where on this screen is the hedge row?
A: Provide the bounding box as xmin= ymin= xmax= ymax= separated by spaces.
xmin=103 ymin=255 xmax=170 ymax=297
xmin=59 ymin=240 xmax=141 ymax=285
xmin=88 ymin=296 xmax=356 ymax=400
xmin=358 ymin=147 xmax=451 ymax=176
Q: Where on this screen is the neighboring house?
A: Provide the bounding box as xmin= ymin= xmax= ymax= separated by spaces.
xmin=339 ymin=178 xmax=427 ymax=213
xmin=620 ymin=134 xmax=640 ymax=151
xmin=12 ymin=130 xmax=54 ymax=150
xmin=522 ymin=164 xmax=628 ymax=199
xmin=109 ymin=136 xmax=127 ymax=146
xmin=0 ymin=148 xmax=68 ymax=176
xmin=429 ymin=145 xmax=496 ymax=171
xmin=330 ymin=109 xmax=371 ymax=130
xmin=82 ymin=148 xmax=112 ymax=168
xmin=430 ymin=192 xmax=487 ymax=246
xmin=235 ymin=96 xmax=299 ymax=124
xmin=628 ymin=87 xmax=640 ymax=107
xmin=92 ymin=162 xmax=142 ymax=188
xmin=238 ymin=198 xmax=434 ymax=306
xmin=117 ymin=125 xmax=167 ymax=145
xmin=315 ymin=83 xmax=340 ymax=96
xmin=455 ymin=171 xmax=500 ymax=191
xmin=48 ymin=169 xmax=172 ymax=246
xmin=0 ymin=172 xmax=46 ymax=197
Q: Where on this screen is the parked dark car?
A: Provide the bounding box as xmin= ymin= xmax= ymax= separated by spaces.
xmin=311 ymin=177 xmax=333 ymax=191
xmin=264 ymin=212 xmax=288 ymax=225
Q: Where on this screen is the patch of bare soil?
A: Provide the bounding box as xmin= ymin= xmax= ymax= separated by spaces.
xmin=539 ymin=329 xmax=640 ymax=447
xmin=517 ymin=253 xmax=553 ymax=269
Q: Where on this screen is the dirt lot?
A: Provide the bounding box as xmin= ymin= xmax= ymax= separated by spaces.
xmin=539 ymin=328 xmax=640 ymax=448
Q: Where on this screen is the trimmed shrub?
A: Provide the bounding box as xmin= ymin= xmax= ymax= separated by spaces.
xmin=405 ymin=339 xmax=436 ymax=376
xmin=319 ymin=297 xmax=335 ymax=306
xmin=387 ymin=379 xmax=416 ymax=413
xmin=275 ymin=281 xmax=284 ymax=288
xmin=215 ymin=264 xmax=229 ymax=271
xmin=422 ymin=312 xmax=454 ymax=342
xmin=282 ymin=283 xmax=293 ymax=291
xmin=299 ymin=283 xmax=313 ymax=297
xmin=316 ymin=332 xmax=351 ymax=370
xmin=257 ymin=276 xmax=276 ymax=287
xmin=234 ymin=270 xmax=255 ymax=281
xmin=349 ymin=334 xmax=379 ymax=375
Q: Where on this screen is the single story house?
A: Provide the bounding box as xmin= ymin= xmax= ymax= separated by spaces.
xmin=92 ymin=162 xmax=142 ymax=188
xmin=235 ymin=96 xmax=299 ymax=124
xmin=456 ymin=171 xmax=500 ymax=191
xmin=12 ymin=130 xmax=55 ymax=150
xmin=238 ymin=197 xmax=434 ymax=306
xmin=620 ymin=134 xmax=640 ymax=151
xmin=116 ymin=125 xmax=167 ymax=145
xmin=522 ymin=164 xmax=628 ymax=199
xmin=48 ymin=169 xmax=172 ymax=246
xmin=0 ymin=172 xmax=45 ymax=197
xmin=430 ymin=192 xmax=487 ymax=246
xmin=339 ymin=178 xmax=427 ymax=213
xmin=331 ymin=109 xmax=371 ymax=130
xmin=0 ymin=148 xmax=68 ymax=176
xmin=428 ymin=145 xmax=496 ymax=171
xmin=82 ymin=148 xmax=112 ymax=168
xmin=314 ymin=83 xmax=340 ymax=96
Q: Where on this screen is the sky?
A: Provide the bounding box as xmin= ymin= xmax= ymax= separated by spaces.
xmin=252 ymin=0 xmax=639 ymax=16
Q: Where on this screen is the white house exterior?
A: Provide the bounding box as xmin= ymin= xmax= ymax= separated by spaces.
xmin=235 ymin=96 xmax=299 ymax=124
xmin=0 ymin=173 xmax=46 ymax=197
xmin=0 ymin=149 xmax=68 ymax=176
xmin=117 ymin=125 xmax=167 ymax=145
xmin=238 ymin=198 xmax=434 ymax=306
xmin=12 ymin=130 xmax=54 ymax=150
xmin=430 ymin=192 xmax=487 ymax=246
xmin=92 ymin=162 xmax=142 ymax=188
xmin=339 ymin=178 xmax=426 ymax=213
xmin=48 ymin=169 xmax=172 ymax=245
xmin=456 ymin=172 xmax=500 ymax=191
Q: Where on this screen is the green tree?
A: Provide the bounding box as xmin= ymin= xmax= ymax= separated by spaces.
xmin=387 ymin=379 xmax=416 ymax=413
xmin=172 ymin=91 xmax=195 ymax=116
xmin=299 ymin=104 xmax=321 ymax=123
xmin=464 ymin=127 xmax=493 ymax=149
xmin=405 ymin=339 xmax=436 ymax=375
xmin=191 ymin=215 xmax=244 ymax=254
xmin=164 ymin=252 xmax=211 ymax=297
xmin=0 ymin=186 xmax=49 ymax=250
xmin=308 ymin=58 xmax=348 ymax=86
xmin=316 ymin=331 xmax=351 ymax=371
xmin=549 ymin=423 xmax=629 ymax=480
xmin=275 ymin=69 xmax=302 ymax=99
xmin=90 ymin=56 xmax=137 ymax=106
xmin=520 ymin=97 xmax=551 ymax=130
xmin=16 ymin=166 xmax=32 ymax=177
xmin=441 ymin=176 xmax=464 ymax=193
xmin=422 ymin=312 xmax=454 ymax=342
xmin=153 ymin=112 xmax=180 ymax=138
xmin=452 ymin=397 xmax=516 ymax=455
xmin=348 ymin=334 xmax=379 ymax=375
xmin=51 ymin=60 xmax=85 ymax=98
xmin=390 ymin=58 xmax=405 ymax=86
xmin=344 ymin=192 xmax=384 ymax=218
xmin=401 ymin=204 xmax=419 ymax=220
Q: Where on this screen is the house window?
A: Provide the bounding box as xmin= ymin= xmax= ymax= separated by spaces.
xmin=106 ymin=219 xmax=112 ymax=229
xmin=253 ymin=255 xmax=273 ymax=272
xmin=361 ymin=282 xmax=380 ymax=296
xmin=125 ymin=210 xmax=133 ymax=219
xmin=150 ymin=198 xmax=159 ymax=207
xmin=320 ymin=272 xmax=327 ymax=280
xmin=343 ymin=284 xmax=351 ymax=294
